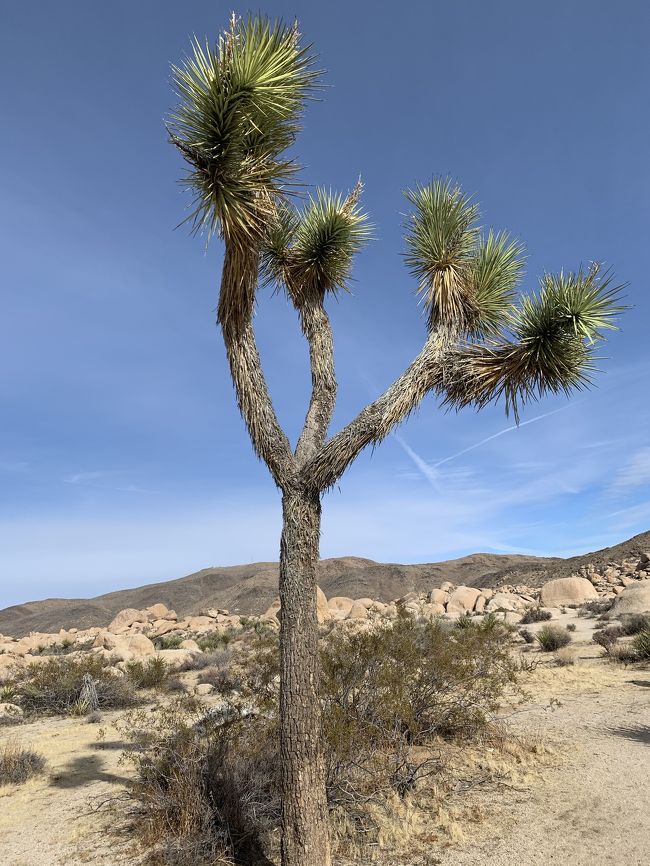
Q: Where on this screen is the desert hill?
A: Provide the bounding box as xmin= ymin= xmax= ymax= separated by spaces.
xmin=1 ymin=529 xmax=648 ymax=638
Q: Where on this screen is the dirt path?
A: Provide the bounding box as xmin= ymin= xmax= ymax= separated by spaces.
xmin=443 ymin=663 xmax=650 ymax=866
xmin=0 ymin=712 xmax=137 ymax=866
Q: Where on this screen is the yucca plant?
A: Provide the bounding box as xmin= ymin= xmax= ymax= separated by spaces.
xmin=169 ymin=15 xmax=624 ymax=866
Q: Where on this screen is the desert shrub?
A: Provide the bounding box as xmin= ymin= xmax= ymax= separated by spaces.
xmin=620 ymin=614 xmax=650 ymax=636
xmin=125 ymin=614 xmax=521 ymax=864
xmin=578 ymin=599 xmax=614 ymax=618
xmin=1 ymin=683 xmax=18 ymax=702
xmin=536 ymin=625 xmax=572 ymax=652
xmin=123 ymin=700 xmax=278 ymax=865
xmin=9 ymin=655 xmax=138 ymax=716
xmin=518 ymin=628 xmax=535 ymax=644
xmin=164 ymin=676 xmax=187 ymax=693
xmin=608 ymin=643 xmax=641 ymax=664
xmin=196 ymin=667 xmax=243 ymax=694
xmin=126 ymin=657 xmax=169 ymax=689
xmin=520 ymin=607 xmax=552 ymax=624
xmin=632 ymin=629 xmax=650 ymax=660
xmin=197 ymin=630 xmax=234 ymax=652
xmin=566 ymin=623 xmax=577 ymax=632
xmin=153 ymin=634 xmax=184 ymax=651
xmin=319 ymin=613 xmax=522 ymax=807
xmin=0 ymin=742 xmax=46 ymax=785
xmin=593 ymin=626 xmax=626 ymax=654
xmin=555 ymin=647 xmax=576 ymax=667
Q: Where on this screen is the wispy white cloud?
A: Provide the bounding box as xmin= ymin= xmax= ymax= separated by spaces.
xmin=608 ymin=447 xmax=650 ymax=495
xmin=64 ymin=471 xmax=112 ymax=485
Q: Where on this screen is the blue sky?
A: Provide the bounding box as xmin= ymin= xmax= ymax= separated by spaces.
xmin=1 ymin=1 xmax=649 ymax=608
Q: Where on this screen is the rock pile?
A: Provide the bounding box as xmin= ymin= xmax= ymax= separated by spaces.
xmin=1 ymin=553 xmax=648 ymax=679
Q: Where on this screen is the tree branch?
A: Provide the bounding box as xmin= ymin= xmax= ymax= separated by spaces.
xmin=301 ymin=326 xmax=456 ymax=491
xmin=220 ymin=244 xmax=295 ymax=488
xmin=294 ymin=299 xmax=337 ymax=465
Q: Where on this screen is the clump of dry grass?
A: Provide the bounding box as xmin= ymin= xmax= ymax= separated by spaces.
xmin=536 ymin=625 xmax=572 ymax=652
xmin=555 ymin=647 xmax=576 ymax=667
xmin=0 ymin=741 xmax=46 ymax=785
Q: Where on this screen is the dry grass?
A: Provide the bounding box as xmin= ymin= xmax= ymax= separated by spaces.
xmin=0 ymin=741 xmax=46 ymax=785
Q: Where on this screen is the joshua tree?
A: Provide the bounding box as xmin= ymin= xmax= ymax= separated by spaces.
xmin=169 ymin=15 xmax=622 ymax=865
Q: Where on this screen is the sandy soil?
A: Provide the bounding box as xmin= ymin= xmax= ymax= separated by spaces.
xmin=443 ymin=660 xmax=650 ymax=866
xmin=0 ymin=712 xmax=137 ymax=866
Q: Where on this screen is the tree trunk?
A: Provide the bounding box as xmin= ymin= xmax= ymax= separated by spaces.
xmin=279 ymin=487 xmax=331 ymax=866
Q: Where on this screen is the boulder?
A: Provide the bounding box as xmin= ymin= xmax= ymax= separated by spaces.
xmin=446 ymin=586 xmax=481 ymax=615
xmin=354 ymin=598 xmax=375 ymax=609
xmin=195 ymin=683 xmax=214 ymax=696
xmin=611 ymin=583 xmax=650 ymax=616
xmin=147 ymin=603 xmax=170 ymax=620
xmin=108 ymin=608 xmax=147 ymax=634
xmin=347 ymin=601 xmax=369 ymax=620
xmin=180 ymin=639 xmax=200 ymax=651
xmin=429 ymin=589 xmax=449 ymax=605
xmin=474 ymin=594 xmax=487 ymax=613
xmin=317 ymin=586 xmax=331 ymax=623
xmin=127 ymin=634 xmax=156 ymax=656
xmin=183 ymin=616 xmax=216 ymax=632
xmin=328 ymin=597 xmax=354 ymax=618
xmin=486 ymin=593 xmax=519 ymax=612
xmin=0 ymin=702 xmax=23 ymax=722
xmin=422 ymin=602 xmax=446 ymax=618
xmin=540 ymin=577 xmax=598 ymax=607
xmin=155 ymin=649 xmax=200 ymax=670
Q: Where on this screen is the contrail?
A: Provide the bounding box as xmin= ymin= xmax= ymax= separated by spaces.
xmin=394 ymin=401 xmax=577 ymax=487
xmin=433 ymin=403 xmax=577 ymax=469
xmin=393 ymin=433 xmax=442 ymax=491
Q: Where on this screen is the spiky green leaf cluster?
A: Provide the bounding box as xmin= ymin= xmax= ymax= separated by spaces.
xmin=404 ymin=178 xmax=480 ymax=329
xmin=443 ymin=264 xmax=625 ymax=418
xmin=169 ymin=15 xmax=318 ymax=243
xmin=261 ymin=185 xmax=371 ymax=305
xmin=403 ymin=179 xmax=527 ymax=336
xmin=470 ymin=231 xmax=525 ymax=337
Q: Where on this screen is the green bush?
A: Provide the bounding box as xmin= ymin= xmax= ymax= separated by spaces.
xmin=125 ymin=657 xmax=169 ymax=689
xmin=520 ymin=607 xmax=552 ymax=624
xmin=153 ymin=634 xmax=184 ymax=650
xmin=620 ymin=614 xmax=650 ymax=636
xmin=536 ymin=625 xmax=572 ymax=652
xmin=632 ymin=629 xmax=650 ymax=660
xmin=593 ymin=628 xmax=621 ymax=651
xmin=197 ymin=630 xmax=235 ymax=652
xmin=9 ymin=655 xmax=138 ymax=716
xmin=0 ymin=743 xmax=46 ymax=785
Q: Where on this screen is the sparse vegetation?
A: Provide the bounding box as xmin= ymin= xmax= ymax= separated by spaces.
xmin=555 ymin=647 xmax=576 ymax=666
xmin=0 ymin=742 xmax=46 ymax=785
xmin=632 ymin=629 xmax=650 ymax=660
xmin=519 ymin=627 xmax=536 ymax=644
xmin=536 ymin=625 xmax=572 ymax=652
xmin=126 ymin=657 xmax=169 ymax=689
xmin=520 ymin=607 xmax=552 ymax=624
xmin=152 ymin=634 xmax=184 ymax=651
xmin=124 ymin=614 xmax=523 ymax=864
xmin=8 ymin=656 xmax=139 ymax=716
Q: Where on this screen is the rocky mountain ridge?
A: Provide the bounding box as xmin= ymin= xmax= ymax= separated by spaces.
xmin=1 ymin=530 xmax=649 ymax=638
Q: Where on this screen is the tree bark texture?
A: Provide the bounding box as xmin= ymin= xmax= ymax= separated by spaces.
xmin=279 ymin=487 xmax=331 ymax=866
